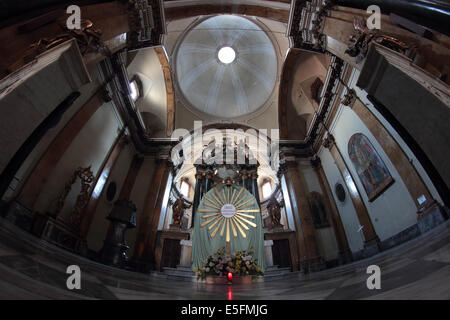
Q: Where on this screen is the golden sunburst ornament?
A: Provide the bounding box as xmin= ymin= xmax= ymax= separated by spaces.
xmin=197 ymin=186 xmax=260 ymax=242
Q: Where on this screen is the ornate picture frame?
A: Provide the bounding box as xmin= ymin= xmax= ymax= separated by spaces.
xmin=348 ymin=133 xmax=394 ymax=201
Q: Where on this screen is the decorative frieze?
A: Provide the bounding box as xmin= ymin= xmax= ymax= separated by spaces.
xmin=287 ymin=0 xmax=333 ymax=52
xmin=127 ymin=0 xmax=166 ymax=50
xmin=322 ymin=133 xmax=336 ymax=149
xmin=345 ymin=17 xmax=415 ymax=64
xmin=341 ymin=88 xmax=356 ymax=107
xmin=306 ymin=56 xmax=344 ymax=145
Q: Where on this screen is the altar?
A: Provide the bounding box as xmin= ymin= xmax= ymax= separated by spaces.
xmin=190 ymin=184 xmax=266 ymax=274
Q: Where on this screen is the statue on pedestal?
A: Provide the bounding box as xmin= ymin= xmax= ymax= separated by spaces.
xmin=345 ymin=17 xmax=412 ymax=63
xmin=267 ymin=199 xmax=283 ymax=230
xmin=171 ymin=198 xmax=191 ymax=229
xmin=100 ymin=199 xmax=137 ymax=268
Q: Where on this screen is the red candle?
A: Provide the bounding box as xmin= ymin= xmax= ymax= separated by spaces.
xmin=227 ymin=272 xmax=233 ymax=283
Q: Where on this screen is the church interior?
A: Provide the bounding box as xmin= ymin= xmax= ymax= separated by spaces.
xmin=0 ymin=0 xmax=449 ymax=300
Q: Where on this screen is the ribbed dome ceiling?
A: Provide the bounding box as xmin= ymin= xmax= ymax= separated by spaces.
xmin=175 ymin=15 xmax=277 ymax=119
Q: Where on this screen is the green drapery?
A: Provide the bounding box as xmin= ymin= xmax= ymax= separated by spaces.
xmin=190 ymin=185 xmax=266 ymax=272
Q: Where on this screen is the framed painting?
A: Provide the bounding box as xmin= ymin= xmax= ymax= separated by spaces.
xmin=348 ymin=133 xmax=394 ymax=201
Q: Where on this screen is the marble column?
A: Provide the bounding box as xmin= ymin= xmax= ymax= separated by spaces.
xmin=251 ymin=171 xmax=261 ymax=208
xmin=264 ymin=240 xmax=274 ymax=267
xmin=204 ymin=170 xmax=213 ymax=194
xmin=241 ymin=171 xmax=248 ymax=190
xmin=323 ymin=134 xmax=381 ymax=250
xmin=283 ymin=161 xmax=324 ymax=271
xmin=311 ymin=157 xmax=353 ymax=263
xmin=132 ymin=159 xmax=171 ymax=271
xmin=179 ymin=239 xmax=192 ymax=267
xmin=17 ymin=90 xmax=106 ymax=210
xmin=191 ymin=171 xmax=203 ymax=227
xmin=79 ymin=131 xmax=127 ymax=238
xmin=349 ymin=99 xmax=440 ymax=216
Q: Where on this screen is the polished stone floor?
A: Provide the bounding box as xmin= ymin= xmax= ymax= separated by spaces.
xmin=0 ymin=218 xmax=449 ymax=300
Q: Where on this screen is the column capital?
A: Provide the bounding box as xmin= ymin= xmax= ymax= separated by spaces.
xmin=285 ymin=159 xmax=299 ymax=168
xmin=195 ymin=172 xmax=203 ymax=180
xmin=342 ymin=88 xmax=356 ymax=108
xmin=205 ymin=170 xmax=214 ymax=179
xmin=323 ymin=134 xmax=336 ymax=149
xmin=277 ymin=161 xmax=288 ymax=176
xmin=311 ymin=156 xmax=322 ymax=169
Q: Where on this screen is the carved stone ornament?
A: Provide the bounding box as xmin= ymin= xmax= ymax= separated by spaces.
xmin=127 ymin=0 xmax=164 ymax=50
xmin=267 ymin=199 xmax=283 ymax=229
xmin=311 ymin=156 xmax=322 ymax=169
xmin=171 ymin=198 xmax=191 ymax=228
xmin=289 ymin=0 xmax=333 ymax=52
xmin=322 ymin=134 xmax=335 ymax=149
xmin=345 ymin=17 xmax=414 ymax=63
xmin=54 ymin=166 xmax=95 ymax=230
xmin=342 ymin=88 xmax=356 ymax=107
xmin=24 ymin=20 xmax=109 ymax=65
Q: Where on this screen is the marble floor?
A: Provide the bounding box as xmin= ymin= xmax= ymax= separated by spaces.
xmin=0 ymin=218 xmax=449 ymax=300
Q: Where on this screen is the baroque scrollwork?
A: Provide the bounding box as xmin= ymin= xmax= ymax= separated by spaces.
xmin=322 ymin=134 xmax=335 ymax=149
xmin=288 ymin=0 xmax=333 ymax=52
xmin=24 ymin=20 xmax=109 ymax=64
xmin=342 ymin=88 xmax=356 ymax=107
xmin=345 ymin=17 xmax=414 ymax=63
xmin=127 ymin=0 xmax=164 ymax=50
xmin=54 ymin=166 xmax=95 ymax=230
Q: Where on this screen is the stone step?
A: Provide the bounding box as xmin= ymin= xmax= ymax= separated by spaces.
xmin=266 ymin=266 xmax=291 ymax=272
xmin=161 ymin=265 xmax=294 ymax=282
xmin=162 ymin=267 xmax=195 ymax=277
xmin=175 ymin=265 xmax=194 ymax=272
xmin=263 ymin=271 xmax=298 ymax=282
xmin=264 ymin=267 xmax=292 ymax=276
xmin=167 ymin=274 xmax=197 ymax=282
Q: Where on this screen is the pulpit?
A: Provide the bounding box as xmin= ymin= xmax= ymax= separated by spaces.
xmin=100 ymin=199 xmax=137 ymax=267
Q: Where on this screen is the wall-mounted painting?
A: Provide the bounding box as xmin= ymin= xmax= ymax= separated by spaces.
xmin=348 ymin=133 xmax=394 ymax=201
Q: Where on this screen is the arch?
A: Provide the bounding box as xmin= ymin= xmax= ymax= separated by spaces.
xmin=164 ymin=3 xmax=290 ymax=24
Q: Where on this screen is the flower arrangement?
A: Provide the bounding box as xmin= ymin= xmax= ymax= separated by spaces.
xmin=194 ymin=247 xmax=263 ymax=278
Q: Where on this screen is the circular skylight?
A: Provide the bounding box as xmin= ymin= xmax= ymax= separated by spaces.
xmin=218 ymin=46 xmax=236 ymax=64
xmin=175 ymin=15 xmax=277 ymax=119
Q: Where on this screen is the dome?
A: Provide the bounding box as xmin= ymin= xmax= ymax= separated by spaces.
xmin=175 ymin=15 xmax=278 ymax=119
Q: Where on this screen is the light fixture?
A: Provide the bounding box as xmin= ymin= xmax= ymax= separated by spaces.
xmin=129 ymin=80 xmax=139 ymax=101
xmin=180 ymin=180 xmax=190 ymax=198
xmin=262 ymin=181 xmax=272 ymax=199
xmin=218 ymin=46 xmax=236 ymax=64
xmin=227 ymin=272 xmax=233 ymax=283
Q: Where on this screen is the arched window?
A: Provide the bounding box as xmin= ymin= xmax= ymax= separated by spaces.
xmin=129 ymin=75 xmax=143 ymax=102
xmin=348 ymin=133 xmax=394 ymax=201
xmin=180 ymin=180 xmax=190 ymax=198
xmin=261 ymin=181 xmax=272 ymax=199
xmin=129 ymin=80 xmax=140 ymax=101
